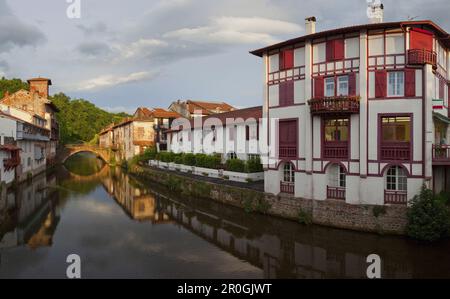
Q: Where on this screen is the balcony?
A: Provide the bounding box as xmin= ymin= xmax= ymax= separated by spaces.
xmin=279 ymin=146 xmax=297 ymax=158
xmin=323 ymin=141 xmax=348 ymax=159
xmin=327 ymin=186 xmax=346 ymax=200
xmin=380 ymin=142 xmax=411 ymax=161
xmin=308 ymin=96 xmax=360 ymax=115
xmin=384 ymin=190 xmax=407 ymax=205
xmin=433 ymin=144 xmax=450 ymax=165
xmin=408 ymin=49 xmax=437 ymax=68
xmin=280 ymin=181 xmax=295 ymax=195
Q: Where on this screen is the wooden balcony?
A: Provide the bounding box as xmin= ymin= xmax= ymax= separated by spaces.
xmin=327 ymin=186 xmax=346 ymax=200
xmin=280 ymin=181 xmax=295 ymax=195
xmin=432 ymin=144 xmax=450 ymax=165
xmin=408 ymin=49 xmax=437 ymax=68
xmin=3 ymin=157 xmax=20 ymax=171
xmin=323 ymin=141 xmax=348 ymax=159
xmin=279 ymin=146 xmax=297 ymax=158
xmin=384 ymin=190 xmax=407 ymax=205
xmin=380 ymin=142 xmax=410 ymax=161
xmin=308 ymin=96 xmax=360 ymax=115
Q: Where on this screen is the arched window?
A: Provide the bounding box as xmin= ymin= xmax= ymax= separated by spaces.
xmin=385 ymin=166 xmax=407 ymax=191
xmin=283 ymin=163 xmax=295 ymax=183
xmin=227 ymin=152 xmax=237 ymax=160
xmin=328 ymin=164 xmax=346 ymax=188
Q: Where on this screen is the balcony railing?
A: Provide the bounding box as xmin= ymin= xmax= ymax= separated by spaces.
xmin=308 ymin=96 xmax=360 ymax=115
xmin=432 ymin=144 xmax=450 ymax=164
xmin=323 ymin=141 xmax=349 ymax=159
xmin=279 ymin=146 xmax=297 ymax=158
xmin=384 ymin=190 xmax=407 ymax=205
xmin=3 ymin=157 xmax=20 ymax=171
xmin=280 ymin=181 xmax=295 ymax=195
xmin=408 ymin=49 xmax=437 ymax=68
xmin=380 ymin=142 xmax=410 ymax=161
xmin=327 ymin=186 xmax=346 ymax=200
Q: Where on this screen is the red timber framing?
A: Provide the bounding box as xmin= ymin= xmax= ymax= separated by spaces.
xmin=278 ymin=119 xmax=298 ymax=159
xmin=268 ymin=45 xmax=305 ymax=86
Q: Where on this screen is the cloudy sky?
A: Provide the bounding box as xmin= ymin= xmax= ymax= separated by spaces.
xmin=1 ymin=0 xmax=448 ymax=113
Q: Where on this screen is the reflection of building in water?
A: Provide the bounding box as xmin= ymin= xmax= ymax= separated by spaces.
xmin=0 ymin=173 xmax=60 ymax=249
xmin=102 ymin=167 xmax=171 ymax=223
xmin=162 ymin=199 xmax=413 ymax=279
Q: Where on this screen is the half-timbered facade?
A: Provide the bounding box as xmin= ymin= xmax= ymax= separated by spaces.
xmin=251 ymin=19 xmax=450 ymax=205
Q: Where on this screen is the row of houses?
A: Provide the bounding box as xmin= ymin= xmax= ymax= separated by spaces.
xmin=98 ymin=11 xmax=450 ymax=207
xmin=0 ymin=78 xmax=59 ymax=186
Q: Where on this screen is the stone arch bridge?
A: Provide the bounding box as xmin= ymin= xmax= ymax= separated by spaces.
xmin=57 ymin=144 xmax=111 ymax=164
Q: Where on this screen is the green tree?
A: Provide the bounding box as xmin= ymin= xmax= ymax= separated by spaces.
xmin=0 ymin=77 xmax=29 ymax=98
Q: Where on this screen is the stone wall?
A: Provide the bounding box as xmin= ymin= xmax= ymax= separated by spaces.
xmin=130 ymin=165 xmax=408 ymax=235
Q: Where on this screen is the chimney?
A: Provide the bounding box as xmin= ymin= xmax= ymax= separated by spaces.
xmin=305 ymin=16 xmax=316 ymax=34
xmin=27 ymin=78 xmax=52 ymax=98
xmin=367 ymin=0 xmax=384 ymax=24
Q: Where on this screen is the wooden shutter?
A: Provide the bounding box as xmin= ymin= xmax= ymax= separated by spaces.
xmin=280 ymin=49 xmax=294 ymax=70
xmin=410 ymin=28 xmax=434 ymax=51
xmin=375 ymin=70 xmax=387 ymax=98
xmin=334 ymin=39 xmax=345 ymax=60
xmin=326 ymin=40 xmax=334 ymax=61
xmin=348 ymin=72 xmax=357 ymax=96
xmin=286 ymin=80 xmax=294 ymax=105
xmin=279 ymin=120 xmax=297 ymax=145
xmin=314 ymin=77 xmax=324 ymax=98
xmin=405 ymin=69 xmax=416 ymax=97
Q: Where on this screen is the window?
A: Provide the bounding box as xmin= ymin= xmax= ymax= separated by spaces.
xmin=324 ymin=119 xmax=349 ymax=141
xmin=279 ymin=80 xmax=294 ymax=106
xmin=326 ymin=39 xmax=345 ymax=61
xmin=381 ymin=116 xmax=411 ymax=142
xmin=386 ymin=166 xmax=407 ymax=191
xmin=388 ymin=71 xmax=404 ymax=97
xmin=280 ymin=49 xmax=294 ymax=70
xmin=325 ymin=77 xmax=335 ymax=97
xmin=248 ymin=154 xmax=260 ymax=160
xmin=283 ymin=163 xmax=295 ymax=183
xmin=229 ymin=126 xmax=236 ymax=141
xmin=328 ymin=164 xmax=346 ymax=188
xmin=337 ymin=76 xmax=349 ymax=96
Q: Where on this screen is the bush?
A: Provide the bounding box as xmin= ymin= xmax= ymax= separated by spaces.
xmin=246 ymin=157 xmax=263 ymax=173
xmin=226 ymin=158 xmax=246 ymax=172
xmin=159 ymin=151 xmax=175 ymax=162
xmin=195 ymin=154 xmax=221 ymax=169
xmin=406 ymin=186 xmax=450 ymax=242
xmin=142 ymin=147 xmax=157 ymax=161
xmin=298 ymin=208 xmax=313 ymax=225
xmin=173 ymin=153 xmax=184 ymax=164
xmin=183 ymin=153 xmax=196 ymax=166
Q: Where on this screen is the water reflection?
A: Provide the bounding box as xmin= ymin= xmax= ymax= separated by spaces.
xmin=1 ymin=152 xmax=450 ymax=278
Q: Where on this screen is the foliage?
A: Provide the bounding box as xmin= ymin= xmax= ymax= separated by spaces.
xmin=183 ymin=153 xmax=196 ymax=166
xmin=142 ymin=147 xmax=158 ymax=161
xmin=372 ymin=205 xmax=387 ymax=218
xmin=159 ymin=151 xmax=175 ymax=163
xmin=246 ymin=156 xmax=264 ymax=173
xmin=195 ymin=154 xmax=221 ymax=169
xmin=50 ymin=92 xmax=130 ymax=144
xmin=0 ymin=77 xmax=29 ymax=98
xmin=226 ymin=158 xmax=246 ymax=172
xmin=174 ymin=153 xmax=184 ymax=164
xmin=406 ymin=185 xmax=450 ymax=242
xmin=298 ymin=208 xmax=313 ymax=225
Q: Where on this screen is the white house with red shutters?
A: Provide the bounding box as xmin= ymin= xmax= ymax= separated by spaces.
xmin=251 ymin=16 xmax=450 ymax=206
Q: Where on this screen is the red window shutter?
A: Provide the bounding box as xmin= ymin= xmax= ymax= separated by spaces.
xmin=334 ymin=39 xmax=345 ymax=60
xmin=314 ymin=77 xmax=324 ymax=98
xmin=286 ymin=80 xmax=294 ymax=105
xmin=375 ymin=70 xmax=387 ymax=98
xmin=348 ymin=72 xmax=357 ymax=96
xmin=280 ymin=49 xmax=294 ymax=70
xmin=279 ymin=81 xmax=286 ymax=106
xmin=410 ymin=28 xmax=434 ymax=51
xmin=326 ymin=40 xmax=334 ymax=61
xmin=405 ymin=69 xmax=416 ymax=97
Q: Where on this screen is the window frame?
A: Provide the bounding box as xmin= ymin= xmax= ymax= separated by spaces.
xmin=283 ymin=163 xmax=295 ymax=183
xmin=387 ymin=71 xmax=405 ymax=97
xmin=385 ymin=166 xmax=408 ymax=192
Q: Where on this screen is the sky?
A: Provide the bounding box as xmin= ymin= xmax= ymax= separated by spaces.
xmin=0 ymin=0 xmax=449 ymax=114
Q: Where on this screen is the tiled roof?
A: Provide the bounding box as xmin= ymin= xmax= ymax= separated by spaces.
xmin=151 ymin=108 xmax=181 ymax=119
xmin=250 ymin=20 xmax=450 ymax=57
xmin=187 ymin=100 xmax=235 ymax=115
xmin=27 ymin=77 xmax=52 ymax=85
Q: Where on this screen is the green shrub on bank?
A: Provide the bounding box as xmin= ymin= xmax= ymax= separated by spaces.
xmin=246 ymin=156 xmax=263 ymax=173
xmin=173 ymin=153 xmax=184 ymax=164
xmin=159 ymin=151 xmax=175 ymax=162
xmin=142 ymin=147 xmax=157 ymax=161
xmin=195 ymin=154 xmax=221 ymax=169
xmin=406 ymin=186 xmax=450 ymax=242
xmin=226 ymin=159 xmax=246 ymax=172
xmin=183 ymin=153 xmax=196 ymax=166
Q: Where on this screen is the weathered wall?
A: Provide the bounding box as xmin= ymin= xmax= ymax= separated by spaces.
xmin=130 ymin=165 xmax=408 ymax=235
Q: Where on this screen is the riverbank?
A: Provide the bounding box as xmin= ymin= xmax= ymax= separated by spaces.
xmin=129 ymin=164 xmax=408 ymax=235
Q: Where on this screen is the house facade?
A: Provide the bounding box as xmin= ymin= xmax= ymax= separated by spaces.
xmin=99 ymin=107 xmax=180 ymax=161
xmin=167 ymin=106 xmax=262 ymax=162
xmin=251 ymin=19 xmax=449 ymax=205
xmin=168 ymin=100 xmax=236 ymax=118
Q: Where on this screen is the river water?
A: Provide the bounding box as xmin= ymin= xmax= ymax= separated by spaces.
xmin=0 ymin=152 xmax=449 ymax=279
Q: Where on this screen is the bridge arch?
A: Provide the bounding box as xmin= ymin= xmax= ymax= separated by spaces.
xmin=58 ymin=145 xmax=111 ymax=164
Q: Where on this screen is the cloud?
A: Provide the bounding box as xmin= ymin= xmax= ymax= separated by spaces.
xmin=77 ymin=41 xmax=112 ymax=57
xmin=75 ymin=71 xmax=159 ymax=91
xmin=0 ymin=0 xmax=46 ymax=53
xmin=101 ymin=106 xmax=137 ymax=114
xmin=76 ymin=22 xmax=110 ymax=36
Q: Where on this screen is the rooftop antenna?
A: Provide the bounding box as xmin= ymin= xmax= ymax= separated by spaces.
xmin=407 ymin=15 xmax=419 ymax=21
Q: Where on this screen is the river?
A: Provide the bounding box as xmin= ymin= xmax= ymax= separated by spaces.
xmin=0 ymin=152 xmax=449 ymax=278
